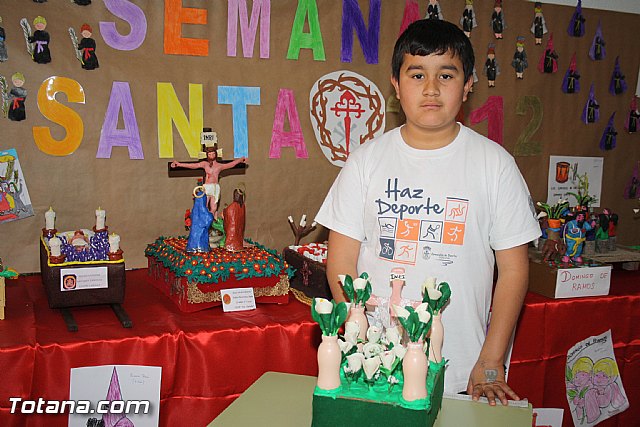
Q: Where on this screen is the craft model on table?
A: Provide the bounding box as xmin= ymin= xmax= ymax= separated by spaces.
xmin=39 ymin=206 xmax=130 ymax=332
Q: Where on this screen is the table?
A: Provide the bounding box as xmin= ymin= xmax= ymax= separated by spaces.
xmin=0 ymin=268 xmax=638 ymax=427
xmin=208 ymin=372 xmax=533 ymax=427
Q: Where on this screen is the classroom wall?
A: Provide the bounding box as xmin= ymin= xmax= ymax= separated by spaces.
xmin=0 ymin=0 xmax=638 ymax=273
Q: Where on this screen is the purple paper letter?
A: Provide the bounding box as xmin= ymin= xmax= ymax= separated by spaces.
xmin=97 ymin=82 xmax=144 ymax=159
xmin=341 ymin=0 xmax=381 ymax=64
xmin=100 ymin=0 xmax=148 ymax=51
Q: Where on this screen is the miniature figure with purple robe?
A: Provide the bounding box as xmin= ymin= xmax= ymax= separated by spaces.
xmin=600 ymin=113 xmax=617 ymax=151
xmin=582 ymin=84 xmax=600 ymax=124
xmin=567 ymin=0 xmax=585 ymax=37
xmin=589 ymin=21 xmax=606 ymax=61
xmin=562 ymin=53 xmax=580 ymax=94
xmin=609 ymin=57 xmax=627 ymax=95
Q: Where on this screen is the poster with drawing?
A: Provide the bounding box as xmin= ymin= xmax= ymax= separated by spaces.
xmin=565 ymin=330 xmax=629 ymax=426
xmin=0 ymin=148 xmax=34 ymax=224
xmin=547 ymin=156 xmax=603 ymax=208
xmin=69 ymin=365 xmax=161 ymax=427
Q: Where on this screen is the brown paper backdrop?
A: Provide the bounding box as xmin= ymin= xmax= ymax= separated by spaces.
xmin=0 ymin=1 xmax=638 ymax=273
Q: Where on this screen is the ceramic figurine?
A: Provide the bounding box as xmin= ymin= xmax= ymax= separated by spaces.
xmin=491 ymin=0 xmax=505 ymax=39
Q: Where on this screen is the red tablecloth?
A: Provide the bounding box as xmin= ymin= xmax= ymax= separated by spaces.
xmin=510 ymin=268 xmax=640 ymax=427
xmin=0 ymin=268 xmax=638 ymax=426
xmin=0 ymin=269 xmax=320 ymax=426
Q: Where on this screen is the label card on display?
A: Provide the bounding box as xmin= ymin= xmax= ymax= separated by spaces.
xmin=221 ymin=288 xmax=256 ymax=312
xmin=60 ymin=267 xmax=108 ymax=291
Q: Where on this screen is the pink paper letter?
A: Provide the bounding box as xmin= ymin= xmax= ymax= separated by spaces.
xmin=227 ymin=0 xmax=271 ymax=58
xmin=270 ymin=89 xmax=307 ymax=158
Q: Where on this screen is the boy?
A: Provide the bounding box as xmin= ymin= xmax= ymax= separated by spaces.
xmin=315 ymin=19 xmax=540 ymax=406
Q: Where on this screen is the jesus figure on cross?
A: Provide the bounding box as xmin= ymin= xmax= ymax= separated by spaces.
xmin=171 ymin=143 xmax=247 ymax=219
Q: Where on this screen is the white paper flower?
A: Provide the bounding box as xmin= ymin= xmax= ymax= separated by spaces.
xmin=353 ymin=277 xmax=368 ymax=291
xmin=314 ymin=298 xmax=333 ymax=315
xmin=380 ymin=350 xmax=396 ymax=370
xmin=338 ymin=338 xmax=354 ymax=354
xmin=426 ymin=287 xmax=442 ymax=301
xmin=363 ymin=357 xmax=381 ymax=380
xmin=346 ymin=352 xmax=365 ymax=373
xmin=344 ymin=322 xmax=359 ymax=345
xmin=363 ymin=342 xmax=385 ymax=359
xmin=384 ymin=326 xmax=402 ymax=346
xmin=422 ymin=277 xmax=437 ymax=292
xmin=393 ymin=344 xmax=407 ymax=360
xmin=415 ymin=303 xmax=432 ymax=324
xmin=366 ymin=325 xmax=382 ymax=343
xmin=337 ymin=274 xmax=346 ymax=286
xmin=392 ymin=304 xmax=409 ymax=320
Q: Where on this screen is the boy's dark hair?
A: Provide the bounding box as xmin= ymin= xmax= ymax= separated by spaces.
xmin=392 ymin=19 xmax=475 ymax=83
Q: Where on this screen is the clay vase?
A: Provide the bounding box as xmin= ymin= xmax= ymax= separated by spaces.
xmin=348 ymin=304 xmax=368 ymax=343
xmin=402 ymin=341 xmax=429 ymax=401
xmin=546 ymin=219 xmax=562 ymax=241
xmin=317 ymin=335 xmax=342 ymax=390
xmin=428 ymin=313 xmax=443 ymax=363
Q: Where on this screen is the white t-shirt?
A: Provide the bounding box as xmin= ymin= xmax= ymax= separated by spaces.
xmin=315 ymin=124 xmax=540 ymax=392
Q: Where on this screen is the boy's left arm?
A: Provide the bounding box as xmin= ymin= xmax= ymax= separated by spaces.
xmin=468 ymin=243 xmax=529 ymax=406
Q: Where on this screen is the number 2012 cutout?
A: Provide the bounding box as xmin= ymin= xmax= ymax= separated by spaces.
xmin=514 ymin=95 xmax=543 ymax=156
xmin=469 ymin=95 xmax=543 ymax=156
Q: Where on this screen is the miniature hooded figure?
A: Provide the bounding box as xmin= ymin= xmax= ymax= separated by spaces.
xmin=562 ymin=53 xmax=581 ymax=94
xmin=511 ymin=36 xmax=528 ymax=79
xmin=0 ymin=17 xmax=8 ymax=62
xmin=425 ymin=0 xmax=443 ymax=20
xmin=625 ymin=97 xmax=639 ymax=134
xmin=7 ymin=72 xmax=27 ymax=122
xmin=538 ymin=33 xmax=558 ymax=74
xmin=609 ymin=57 xmax=627 ymax=95
xmin=599 ymin=113 xmax=617 ymax=151
xmin=589 ymin=21 xmax=606 ymax=61
xmin=483 ymin=44 xmax=499 ymax=87
xmin=530 ymin=2 xmax=547 ymax=45
xmin=28 ymin=16 xmax=51 ymax=64
xmin=491 ymin=0 xmax=506 ymax=39
xmin=460 ymin=0 xmax=477 ymax=38
xmin=582 ymin=83 xmax=600 ymax=124
xmin=624 ymin=163 xmax=639 ymax=199
xmin=568 ymin=0 xmax=586 ymax=37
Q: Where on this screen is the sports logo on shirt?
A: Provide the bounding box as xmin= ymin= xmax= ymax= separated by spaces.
xmin=377 ymin=197 xmax=468 ymax=265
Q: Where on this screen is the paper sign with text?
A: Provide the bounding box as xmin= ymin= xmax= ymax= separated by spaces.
xmin=554 ymin=264 xmax=611 ymax=298
xmin=60 ymin=267 xmax=108 ymax=291
xmin=221 ymin=288 xmax=257 ymax=312
xmin=565 ymin=330 xmax=629 ymax=427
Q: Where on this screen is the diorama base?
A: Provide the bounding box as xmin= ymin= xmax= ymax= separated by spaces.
xmin=312 ymin=364 xmax=444 ymax=427
xmin=39 ymin=238 xmax=129 ymax=331
xmin=147 ymin=258 xmax=289 ymax=312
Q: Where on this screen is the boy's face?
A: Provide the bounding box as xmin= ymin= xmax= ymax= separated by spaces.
xmin=391 ymin=52 xmax=472 ymax=137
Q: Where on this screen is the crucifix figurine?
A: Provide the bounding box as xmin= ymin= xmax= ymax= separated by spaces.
xmin=169 ymin=128 xmax=248 ymax=219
